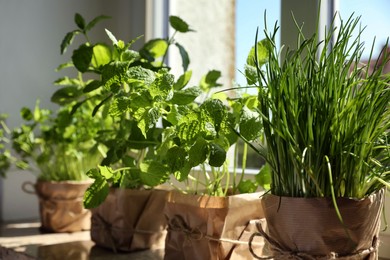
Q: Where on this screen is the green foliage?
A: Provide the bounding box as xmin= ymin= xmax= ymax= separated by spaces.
xmin=250 ymin=14 xmax=390 ymax=198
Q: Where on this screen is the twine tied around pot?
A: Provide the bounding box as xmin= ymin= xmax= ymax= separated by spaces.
xmin=248 ymin=221 xmax=379 ymax=260
xmin=167 ymin=214 xmax=263 ymax=247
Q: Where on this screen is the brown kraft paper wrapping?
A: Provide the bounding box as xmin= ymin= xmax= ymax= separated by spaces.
xmin=23 ymin=180 xmax=92 ymax=233
xmin=90 ymin=188 xmax=168 ymax=252
xmin=164 ymin=191 xmax=266 ymax=260
xmin=259 ymin=188 xmax=384 ymax=259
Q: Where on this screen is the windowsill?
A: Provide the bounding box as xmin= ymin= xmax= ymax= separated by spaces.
xmin=0 ymin=220 xmax=164 ymax=259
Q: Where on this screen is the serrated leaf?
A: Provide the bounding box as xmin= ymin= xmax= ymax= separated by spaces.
xmin=200 ymin=99 xmax=226 ymax=132
xmin=169 ymin=16 xmax=193 ymax=33
xmin=173 ymin=70 xmax=192 ymax=90
xmin=208 ymin=143 xmax=226 ymax=167
xmin=51 ymin=86 xmax=82 ymax=105
xmin=85 ymin=15 xmax=111 ymax=32
xmin=239 ymin=107 xmax=262 ymax=141
xmin=92 ymin=43 xmax=112 ymax=68
xmin=122 ymin=50 xmax=140 ymax=62
xmin=83 ymin=177 xmax=109 ymax=208
xmin=170 ymin=87 xmax=202 ymax=105
xmin=75 ymin=13 xmax=86 ymax=30
xmin=244 ymin=64 xmax=258 ymax=85
xmin=72 ymin=44 xmax=93 ymax=72
xmin=135 ymin=107 xmax=160 ymax=138
xmin=139 ymin=161 xmax=169 ymax=186
xmin=175 ymin=42 xmax=190 ymax=71
xmin=60 ymin=30 xmax=80 ymax=54
xmin=126 ymin=66 xmax=156 ymax=85
xmin=109 ymin=96 xmax=131 ymax=117
xmin=178 ymin=119 xmax=201 ymax=143
xmin=101 ymin=61 xmax=129 ymax=89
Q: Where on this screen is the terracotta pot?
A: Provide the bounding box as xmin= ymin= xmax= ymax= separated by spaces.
xmin=23 ymin=180 xmax=92 ymax=233
xmin=164 ymin=191 xmax=266 ymax=260
xmin=254 ymin=189 xmax=385 ymax=259
xmin=90 ymin=188 xmax=168 ymax=252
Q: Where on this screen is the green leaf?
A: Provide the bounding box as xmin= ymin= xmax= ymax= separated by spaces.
xmin=255 ymin=163 xmax=271 ymax=190
xmin=141 ymin=39 xmax=168 ymax=59
xmin=173 ymin=70 xmax=192 ymax=90
xmin=177 ymin=119 xmax=201 ymax=143
xmin=85 ymin=15 xmax=111 ymax=32
xmin=169 ymin=16 xmax=193 ymax=33
xmin=135 ymin=107 xmax=160 ymax=138
xmin=166 ymin=146 xmax=187 ymax=173
xmin=246 ymin=38 xmax=271 ymax=67
xmin=92 ymin=43 xmax=112 ymax=68
xmin=83 ymin=177 xmax=109 ymax=209
xmin=72 ymin=44 xmax=93 ymax=72
xmin=244 ymin=64 xmax=258 ymax=85
xmin=105 ymin=29 xmax=118 ymax=45
xmin=60 ymin=30 xmax=80 ymax=54
xmin=126 ymin=66 xmax=156 ymax=86
xmin=237 ymin=179 xmax=258 ymax=193
xmin=98 ymin=165 xmax=114 ymax=179
xmin=75 ymin=13 xmax=86 ymax=30
xmin=239 ymin=107 xmax=262 ymax=141
xmin=139 ymin=161 xmax=169 ymax=186
xmin=20 ymin=107 xmax=33 ymax=121
xmin=208 ymin=143 xmax=226 ymax=167
xmin=200 ymin=99 xmax=226 ymax=132
xmin=174 ymin=162 xmax=192 ymax=182
xmin=200 ymin=70 xmax=222 ymax=91
xmin=83 ymin=80 xmax=102 ymax=93
xmin=101 ymin=61 xmax=130 ymax=89
xmin=175 ymin=42 xmax=190 ymax=71
xmin=170 ymin=87 xmax=202 ymax=105
xmin=188 ymin=137 xmax=209 ymax=166
xmin=51 ymin=86 xmax=82 ymax=105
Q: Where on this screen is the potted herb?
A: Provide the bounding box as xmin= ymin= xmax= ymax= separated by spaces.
xmin=162 ymin=90 xmax=269 ymax=260
xmin=63 ymin=14 xmax=201 ymax=252
xmin=3 ymin=14 xmax=112 ymax=233
xmin=247 ymin=13 xmax=390 ymax=259
xmin=75 ymin=13 xmax=268 ymax=258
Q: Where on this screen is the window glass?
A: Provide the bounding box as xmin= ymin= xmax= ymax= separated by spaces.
xmin=338 ymin=0 xmax=390 ymax=59
xmin=235 ymin=0 xmax=280 ymax=88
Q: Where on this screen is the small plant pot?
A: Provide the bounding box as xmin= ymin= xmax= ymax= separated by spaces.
xmin=250 ymin=188 xmax=385 ymax=259
xmin=23 ymin=180 xmax=92 ymax=233
xmin=164 ymin=191 xmax=266 ymax=260
xmin=90 ymin=188 xmax=168 ymax=252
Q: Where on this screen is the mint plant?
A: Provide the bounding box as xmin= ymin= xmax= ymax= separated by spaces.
xmin=59 ymin=14 xmax=206 ymax=208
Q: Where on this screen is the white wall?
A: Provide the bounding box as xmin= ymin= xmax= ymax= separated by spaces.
xmin=0 ymin=0 xmax=146 ymax=221
xmin=168 ymin=0 xmax=236 ymax=90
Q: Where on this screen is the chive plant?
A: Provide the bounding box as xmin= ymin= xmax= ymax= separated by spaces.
xmin=251 ymin=14 xmax=390 ymax=198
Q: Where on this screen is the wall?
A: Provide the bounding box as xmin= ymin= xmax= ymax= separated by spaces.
xmin=0 ymin=0 xmax=146 ymax=221
xmin=168 ymin=0 xmax=236 ymax=90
